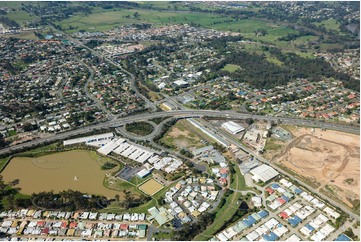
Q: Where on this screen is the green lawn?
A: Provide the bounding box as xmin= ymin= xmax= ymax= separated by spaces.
xmin=153 ymin=231 xmax=174 ymax=240
xmin=56 ymin=9 xmax=232 ymax=33
xmin=222 ymin=64 xmax=241 ymax=72
xmin=12 ymin=143 xmax=60 ymax=158
xmin=264 ymin=138 xmax=283 ymax=151
xmin=138 ymin=1 xmax=191 ymax=11
xmin=0 ymin=157 xmax=10 ymax=172
xmin=6 ymin=10 xmax=40 ymax=25
xmin=103 ymin=176 xmax=139 ymax=195
xmin=194 ymin=190 xmax=242 ymax=241
xmin=129 ymin=175 xmax=152 ymax=186
xmin=5 ymin=31 xmax=39 ymax=40
xmin=230 ymin=163 xmax=249 ymax=191
xmin=7 ymin=130 xmax=16 ymax=136
xmin=315 ymin=19 xmax=340 ymax=33
xmin=0 ymin=1 xmax=23 ymax=8
xmin=102 ymin=179 xmax=179 ymax=214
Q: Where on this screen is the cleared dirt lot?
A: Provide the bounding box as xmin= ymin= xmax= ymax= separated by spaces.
xmin=138 ymin=178 xmax=164 ymax=196
xmin=272 ymin=127 xmax=360 ymax=209
xmin=160 ymin=120 xmax=208 ymax=151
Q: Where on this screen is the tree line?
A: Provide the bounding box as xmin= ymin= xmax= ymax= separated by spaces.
xmin=206 ymin=45 xmax=359 ymax=92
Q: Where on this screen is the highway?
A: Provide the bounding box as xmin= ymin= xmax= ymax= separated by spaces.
xmin=0 ymin=109 xmax=358 ymax=157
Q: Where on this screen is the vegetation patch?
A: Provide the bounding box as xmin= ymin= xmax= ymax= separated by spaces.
xmin=150 ymin=116 xmax=169 ymax=124
xmin=125 ymin=121 xmax=154 ymax=136
xmin=101 ymin=162 xmax=117 ymax=170
xmin=264 ymin=138 xmax=284 ymax=151
xmin=222 ymin=64 xmax=241 ymax=72
xmin=314 ymin=19 xmax=341 ymax=33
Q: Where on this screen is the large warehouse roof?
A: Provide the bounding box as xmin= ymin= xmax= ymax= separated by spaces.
xmin=222 ymin=121 xmax=245 ymax=134
xmin=63 ymin=133 xmax=114 ymax=146
xmin=250 ymin=164 xmax=279 ymax=183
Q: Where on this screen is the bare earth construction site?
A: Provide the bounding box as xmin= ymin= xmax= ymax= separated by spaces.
xmin=272 ymin=127 xmax=360 ymax=211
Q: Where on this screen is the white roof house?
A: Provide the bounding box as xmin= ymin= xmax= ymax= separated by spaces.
xmin=222 ymin=121 xmax=245 ymax=134
xmin=252 ymin=196 xmax=262 ymax=207
xmin=250 ymin=164 xmax=279 ymax=183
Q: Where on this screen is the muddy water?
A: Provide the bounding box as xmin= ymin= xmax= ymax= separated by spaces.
xmin=1 ymin=150 xmax=120 ymax=198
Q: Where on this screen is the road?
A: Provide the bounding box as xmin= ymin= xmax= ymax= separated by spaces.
xmin=81 ymin=59 xmax=114 ymax=119
xmin=0 ymin=109 xmax=359 ymax=157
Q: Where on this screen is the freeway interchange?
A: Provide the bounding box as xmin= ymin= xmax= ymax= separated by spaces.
xmin=0 ymin=109 xmax=359 ymax=157
xmin=3 ymin=12 xmax=360 ymax=223
xmin=1 ymin=108 xmax=359 ymax=221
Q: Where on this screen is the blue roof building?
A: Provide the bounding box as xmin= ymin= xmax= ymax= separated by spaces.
xmin=258 ymin=210 xmax=269 ymax=218
xmin=263 ymin=232 xmax=279 ymax=241
xmin=305 ymin=223 xmax=315 ymax=231
xmin=246 ymin=215 xmax=257 ymax=225
xmin=282 ymin=195 xmax=290 ymax=202
xmin=334 ymin=234 xmax=351 ymax=241
xmin=294 ymin=188 xmax=303 ymax=194
xmin=270 ymin=183 xmax=280 ymax=189
xmin=288 ymin=215 xmax=302 ymax=226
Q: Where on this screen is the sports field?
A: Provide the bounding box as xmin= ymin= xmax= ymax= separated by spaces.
xmin=138 ymin=178 xmax=164 ymax=196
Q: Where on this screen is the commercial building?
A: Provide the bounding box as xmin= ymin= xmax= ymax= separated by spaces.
xmin=222 ymin=121 xmax=245 ymax=134
xmin=63 ymin=133 xmax=114 ymax=147
xmin=147 ymin=207 xmax=173 ymax=226
xmin=250 ymin=164 xmax=279 ymax=183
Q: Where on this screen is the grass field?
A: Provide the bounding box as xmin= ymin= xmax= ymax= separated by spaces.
xmin=0 ymin=1 xmax=23 ymax=7
xmin=222 ymin=64 xmax=241 ymax=72
xmin=148 ymin=91 xmax=162 ymax=102
xmin=129 ymin=175 xmax=152 ymax=186
xmin=138 ymin=1 xmax=191 ymax=11
xmin=138 ymin=178 xmax=164 ymax=196
xmin=229 ymin=163 xmax=249 ymax=191
xmin=264 ymin=137 xmax=283 ymax=151
xmin=101 ymin=179 xmax=179 ymax=214
xmin=55 ymin=7 xmax=297 ymax=44
xmin=13 ymin=143 xmax=60 ymax=157
xmin=194 ymin=189 xmax=242 ymax=240
xmin=103 ymin=176 xmax=140 ymax=196
xmin=315 ymin=19 xmax=340 ymax=33
xmin=6 ymin=10 xmax=40 ymax=25
xmin=0 ymin=157 xmax=10 ymax=173
xmin=56 ymin=9 xmax=231 ymax=33
xmin=4 ymin=31 xmax=39 ymax=40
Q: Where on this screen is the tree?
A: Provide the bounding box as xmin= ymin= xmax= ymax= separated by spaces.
xmin=0 ymin=134 xmax=6 ymax=148
xmin=133 ymin=12 xmax=140 ymax=18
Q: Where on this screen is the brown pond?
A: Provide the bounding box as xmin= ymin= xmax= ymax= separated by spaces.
xmin=1 ymin=150 xmax=120 ymax=198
